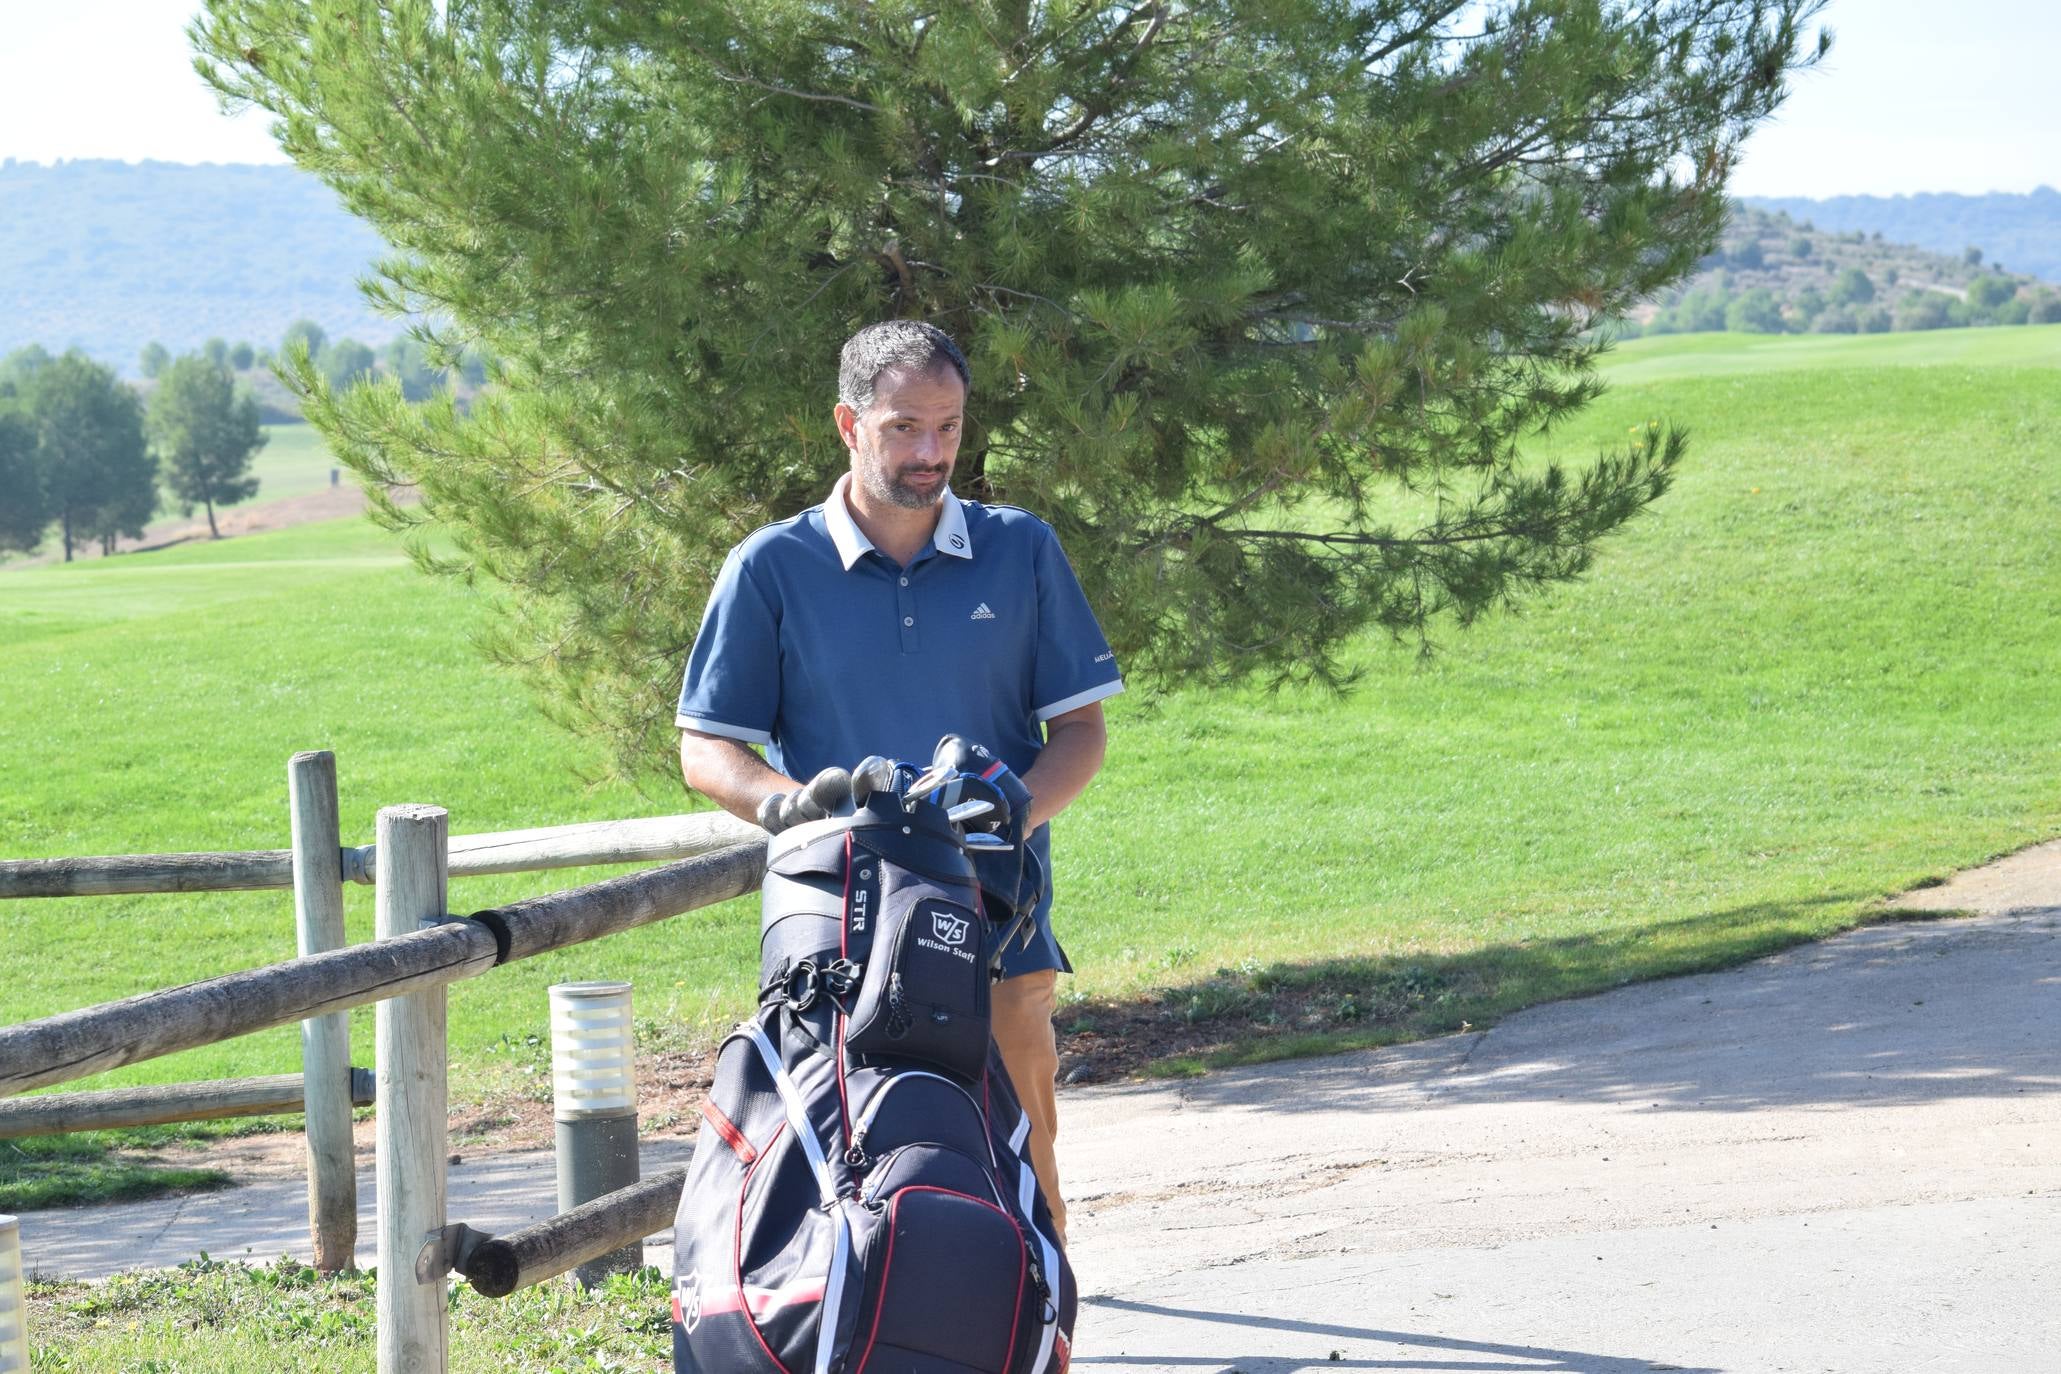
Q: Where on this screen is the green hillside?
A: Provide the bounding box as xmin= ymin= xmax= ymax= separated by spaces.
xmin=2 ymin=328 xmax=2057 ymax=1110
xmin=1635 ymin=206 xmax=2061 ymax=336
xmin=0 ymin=160 xmax=393 ymax=371
xmin=1747 ymin=186 xmax=2061 ymax=284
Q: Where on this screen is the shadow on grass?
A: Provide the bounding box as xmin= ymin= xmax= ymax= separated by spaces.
xmin=0 ymin=1115 xmax=294 ymax=1211
xmin=1075 ymin=1294 xmax=1719 ymax=1373
xmin=1060 ymin=892 xmax=2061 ymax=1113
xmin=0 ymin=1132 xmax=231 ymax=1210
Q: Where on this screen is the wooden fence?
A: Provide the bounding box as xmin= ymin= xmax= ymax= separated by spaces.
xmin=0 ymin=750 xmax=768 ymax=1369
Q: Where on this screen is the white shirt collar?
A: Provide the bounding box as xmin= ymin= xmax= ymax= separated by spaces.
xmin=823 ymin=471 xmax=974 ymax=571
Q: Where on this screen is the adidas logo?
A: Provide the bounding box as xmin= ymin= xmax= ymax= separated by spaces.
xmin=970 ymin=603 xmax=996 ymax=621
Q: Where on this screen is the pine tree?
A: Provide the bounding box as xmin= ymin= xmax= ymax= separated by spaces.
xmin=0 ymin=411 xmax=48 ymax=554
xmin=196 ymin=0 xmax=1829 ymax=779
xmin=148 ymin=353 xmax=267 ymax=539
xmin=21 ymin=353 xmax=156 ymax=561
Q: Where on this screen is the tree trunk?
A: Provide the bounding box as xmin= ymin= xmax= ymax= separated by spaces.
xmin=61 ymin=508 xmax=72 ymax=562
xmin=205 ymin=494 xmax=220 ymax=539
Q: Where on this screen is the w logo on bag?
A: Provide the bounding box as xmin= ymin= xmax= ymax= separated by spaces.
xmin=931 ymin=911 xmax=971 ymax=946
xmin=673 ymin=1270 xmax=702 ymax=1334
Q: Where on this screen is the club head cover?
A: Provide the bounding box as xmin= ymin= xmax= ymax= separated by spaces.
xmin=929 ymin=735 xmax=1032 ymax=838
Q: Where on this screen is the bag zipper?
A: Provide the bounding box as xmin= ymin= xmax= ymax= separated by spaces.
xmin=845 ymin=1070 xmax=996 ymax=1171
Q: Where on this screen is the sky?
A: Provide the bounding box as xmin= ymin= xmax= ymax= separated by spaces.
xmin=1 ymin=1 xmax=2056 ymax=200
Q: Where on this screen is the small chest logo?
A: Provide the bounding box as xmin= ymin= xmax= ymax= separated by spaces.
xmin=970 ymin=602 xmax=996 ymax=621
xmin=931 ymin=911 xmax=971 ymax=946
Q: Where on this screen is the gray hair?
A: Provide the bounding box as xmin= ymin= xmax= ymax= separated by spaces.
xmin=837 ymin=321 xmax=970 ymax=416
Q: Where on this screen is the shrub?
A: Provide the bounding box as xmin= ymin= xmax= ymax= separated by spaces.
xmin=1829 ymin=267 xmax=1876 ymax=306
xmin=1810 ymin=305 xmax=1859 ymax=334
xmin=1895 ymin=293 xmax=1956 ymax=331
xmin=1966 ymin=275 xmax=2018 ymax=313
xmin=1725 ymin=287 xmax=1787 ymax=333
xmin=1858 ymin=305 xmax=1895 ymax=334
xmin=2030 ymin=293 xmax=2061 ymax=325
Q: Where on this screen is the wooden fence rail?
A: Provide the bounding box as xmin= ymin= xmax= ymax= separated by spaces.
xmin=0 ymin=842 xmax=767 ymax=1098
xmin=0 ymin=812 xmax=761 ymax=899
xmin=0 ymin=777 xmax=776 ymax=1374
xmin=457 ymin=1167 xmax=689 ymax=1298
xmin=0 ymin=1069 xmax=375 ymax=1139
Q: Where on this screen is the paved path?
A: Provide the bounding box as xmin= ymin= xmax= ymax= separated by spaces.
xmin=17 ymin=842 xmax=2061 ymax=1371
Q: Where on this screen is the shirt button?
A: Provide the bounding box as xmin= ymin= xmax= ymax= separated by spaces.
xmin=903 ymin=616 xmax=914 ymax=627
xmin=899 ymin=576 xmax=909 ymax=587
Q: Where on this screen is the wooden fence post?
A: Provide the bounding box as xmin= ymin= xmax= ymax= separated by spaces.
xmin=290 ymin=750 xmax=357 ymax=1272
xmin=374 ymin=805 xmax=450 ymax=1374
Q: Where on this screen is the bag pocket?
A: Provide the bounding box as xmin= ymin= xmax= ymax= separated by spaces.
xmin=844 ymin=869 xmax=989 ymax=1079
xmin=853 ymin=1181 xmax=1030 ymax=1374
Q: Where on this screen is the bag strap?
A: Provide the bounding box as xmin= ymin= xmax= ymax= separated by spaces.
xmin=1009 ymin=1108 xmax=1064 ymax=1374
xmin=745 ymin=1020 xmax=838 ymax=1207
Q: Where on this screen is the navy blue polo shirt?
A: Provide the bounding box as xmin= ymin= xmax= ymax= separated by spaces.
xmin=676 ymin=474 xmax=1123 ymax=974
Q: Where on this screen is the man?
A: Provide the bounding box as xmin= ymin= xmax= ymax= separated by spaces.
xmin=675 ymin=320 xmax=1121 ymax=1242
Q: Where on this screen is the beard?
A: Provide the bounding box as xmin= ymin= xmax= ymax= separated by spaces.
xmin=855 ymin=439 xmax=950 ymax=511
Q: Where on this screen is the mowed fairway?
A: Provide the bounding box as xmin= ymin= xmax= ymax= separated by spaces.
xmin=3 ymin=328 xmax=2058 ymax=1105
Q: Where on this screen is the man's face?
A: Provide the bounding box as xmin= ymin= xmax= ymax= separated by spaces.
xmin=837 ymin=365 xmax=966 ymax=511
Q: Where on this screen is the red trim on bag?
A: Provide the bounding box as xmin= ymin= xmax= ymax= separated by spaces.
xmin=698 ymin=1279 xmax=827 ymax=1319
xmin=852 ymin=1186 xmax=1027 ymax=1374
xmin=980 ymin=761 xmax=1007 ymax=781
xmin=700 ymin=1099 xmax=758 ymax=1164
xmin=836 ymin=832 xmax=854 ymax=1143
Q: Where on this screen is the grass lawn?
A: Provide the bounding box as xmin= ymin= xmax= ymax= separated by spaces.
xmin=27 ymin=1258 xmax=674 ymax=1372
xmin=0 ymin=421 xmax=343 ymax=566
xmin=240 ymin=420 xmax=346 ymax=504
xmin=3 ymin=326 xmax=2059 ymax=1206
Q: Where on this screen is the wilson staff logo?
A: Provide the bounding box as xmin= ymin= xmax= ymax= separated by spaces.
xmin=931 ymin=911 xmax=971 ymax=946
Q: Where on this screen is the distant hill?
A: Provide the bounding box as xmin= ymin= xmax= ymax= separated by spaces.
xmin=1742 ymin=188 xmax=2061 ymax=284
xmin=8 ymin=161 xmax=2059 ymax=370
xmin=1627 ymin=205 xmax=2061 ymax=337
xmin=0 ymin=160 xmax=393 ymax=373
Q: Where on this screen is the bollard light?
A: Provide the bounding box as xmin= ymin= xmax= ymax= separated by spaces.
xmin=546 ymin=982 xmax=641 ymax=1287
xmin=548 ymin=981 xmax=638 ymax=1117
xmin=0 ymin=1214 xmax=27 ymax=1373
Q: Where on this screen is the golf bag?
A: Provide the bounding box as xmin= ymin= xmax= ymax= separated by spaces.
xmin=671 ymin=762 xmax=1076 ymax=1374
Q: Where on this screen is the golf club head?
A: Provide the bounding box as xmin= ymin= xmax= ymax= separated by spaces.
xmin=797 ymin=766 xmax=852 ymax=821
xmin=850 ymin=755 xmax=895 ymax=805
xmin=904 ymin=763 xmax=956 ymax=800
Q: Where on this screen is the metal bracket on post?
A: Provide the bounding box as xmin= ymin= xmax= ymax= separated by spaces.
xmin=416 ymin=1223 xmax=490 ymax=1284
